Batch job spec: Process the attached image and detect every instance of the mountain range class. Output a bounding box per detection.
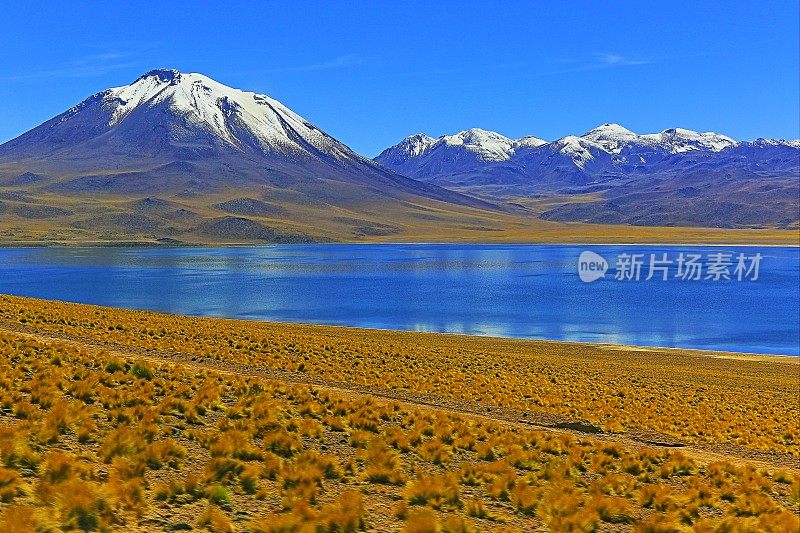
[0,69,797,244]
[375,125,800,227]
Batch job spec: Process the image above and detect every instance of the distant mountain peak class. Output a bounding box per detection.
[441,129,516,161]
[516,135,548,148]
[580,123,638,154]
[550,135,599,168]
[583,123,636,137]
[640,128,736,153]
[389,133,439,159]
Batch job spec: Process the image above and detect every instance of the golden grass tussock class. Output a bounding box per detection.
[0,295,796,530]
[2,294,797,456]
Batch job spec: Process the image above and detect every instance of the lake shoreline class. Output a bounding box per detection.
[3,293,797,360]
[2,237,799,248]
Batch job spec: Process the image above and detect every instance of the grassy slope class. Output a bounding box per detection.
[0,190,798,245]
[0,295,798,531]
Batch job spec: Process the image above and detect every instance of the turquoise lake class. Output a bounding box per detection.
[0,244,797,355]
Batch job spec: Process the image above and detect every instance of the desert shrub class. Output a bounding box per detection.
[104,357,125,374]
[638,483,676,512]
[129,361,153,380]
[363,441,405,485]
[205,483,232,506]
[210,429,263,461]
[316,489,365,533]
[13,400,38,420]
[0,467,22,503]
[349,429,374,448]
[264,430,302,457]
[385,425,412,452]
[143,438,186,469]
[240,463,261,494]
[76,415,96,443]
[204,457,244,483]
[155,474,202,502]
[591,495,635,524]
[535,482,590,526]
[297,417,323,439]
[98,426,146,462]
[349,408,381,432]
[262,451,283,480]
[417,438,452,465]
[54,478,112,531]
[322,414,347,432]
[107,460,147,516]
[40,451,90,485]
[405,473,460,509]
[659,452,695,478]
[511,480,541,515]
[0,426,39,469]
[731,489,780,517]
[198,505,234,532]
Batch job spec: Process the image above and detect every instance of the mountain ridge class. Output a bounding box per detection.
[375,124,800,228]
[376,123,797,175]
[0,69,797,241]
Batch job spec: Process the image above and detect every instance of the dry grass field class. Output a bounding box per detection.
[0,294,797,531]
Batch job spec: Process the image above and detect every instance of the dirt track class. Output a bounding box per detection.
[1,319,797,472]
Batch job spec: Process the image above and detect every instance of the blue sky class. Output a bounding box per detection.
[1,1,798,156]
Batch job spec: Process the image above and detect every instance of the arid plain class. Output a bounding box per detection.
[0,294,796,532]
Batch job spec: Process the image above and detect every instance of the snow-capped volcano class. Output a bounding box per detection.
[4,69,354,164]
[0,69,490,210]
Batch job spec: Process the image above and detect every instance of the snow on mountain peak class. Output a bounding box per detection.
[552,135,599,168]
[583,123,637,139]
[580,123,638,154]
[99,69,347,158]
[395,133,438,158]
[441,128,516,161]
[515,135,548,148]
[375,123,798,187]
[639,128,737,153]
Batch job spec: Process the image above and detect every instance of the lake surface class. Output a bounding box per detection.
[0,244,798,355]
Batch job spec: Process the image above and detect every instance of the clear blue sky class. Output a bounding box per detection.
[1,1,798,156]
